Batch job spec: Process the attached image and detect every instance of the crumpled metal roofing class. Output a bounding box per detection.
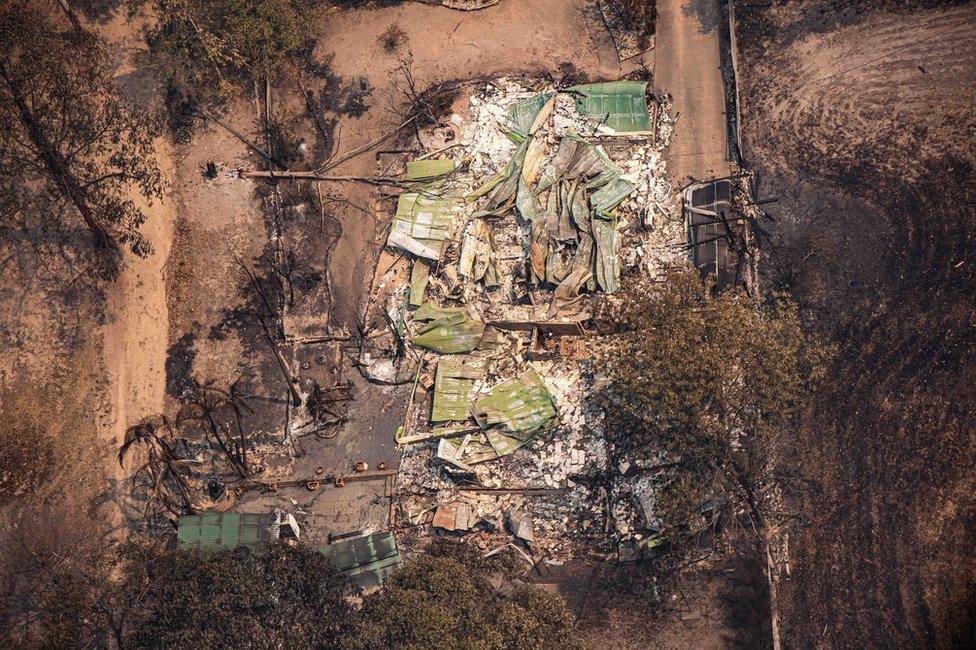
[458,218,498,286]
[566,80,652,133]
[504,92,556,139]
[405,158,456,181]
[318,531,402,589]
[435,368,559,466]
[473,367,557,437]
[388,192,457,260]
[386,158,458,261]
[411,303,485,354]
[431,357,483,422]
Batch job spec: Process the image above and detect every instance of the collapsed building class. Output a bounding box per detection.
[359,77,689,562]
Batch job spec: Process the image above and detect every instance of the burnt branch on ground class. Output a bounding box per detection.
[389,56,460,144]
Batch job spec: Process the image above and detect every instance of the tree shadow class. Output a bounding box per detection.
[682,0,721,35]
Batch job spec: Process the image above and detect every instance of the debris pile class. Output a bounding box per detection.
[360,77,684,559]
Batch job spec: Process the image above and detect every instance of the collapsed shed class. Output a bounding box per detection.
[362,77,682,557]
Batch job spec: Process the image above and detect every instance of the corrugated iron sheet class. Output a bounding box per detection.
[473,368,558,437]
[505,92,556,139]
[319,531,401,589]
[388,192,457,260]
[432,357,483,422]
[566,81,652,133]
[405,158,455,181]
[177,512,280,551]
[411,308,485,354]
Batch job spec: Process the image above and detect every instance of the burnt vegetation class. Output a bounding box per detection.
[598,270,828,622]
[0,537,588,648]
[604,0,658,44]
[0,3,162,282]
[737,0,976,645]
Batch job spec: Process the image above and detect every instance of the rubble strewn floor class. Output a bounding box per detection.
[354,77,688,561]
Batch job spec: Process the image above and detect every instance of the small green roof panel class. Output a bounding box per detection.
[177,512,280,551]
[319,531,402,589]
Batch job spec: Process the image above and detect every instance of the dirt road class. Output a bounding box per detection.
[654,0,729,187]
[96,14,178,531]
[98,148,175,530]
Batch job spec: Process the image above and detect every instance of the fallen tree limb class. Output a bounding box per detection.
[238,169,410,187]
[202,112,287,170]
[317,114,418,173]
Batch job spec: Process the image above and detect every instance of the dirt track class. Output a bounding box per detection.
[738,1,976,645]
[654,0,729,186]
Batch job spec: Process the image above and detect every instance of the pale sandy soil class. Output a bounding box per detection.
[84,12,179,530]
[97,142,176,528]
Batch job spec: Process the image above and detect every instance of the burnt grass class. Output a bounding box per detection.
[737,1,976,646]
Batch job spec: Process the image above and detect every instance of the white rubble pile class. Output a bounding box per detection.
[386,77,686,559]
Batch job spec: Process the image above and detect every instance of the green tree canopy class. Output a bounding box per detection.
[125,543,354,649]
[3,537,589,648]
[353,552,589,650]
[141,0,322,113]
[600,271,829,561]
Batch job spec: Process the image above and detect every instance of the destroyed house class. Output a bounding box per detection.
[318,532,402,589]
[176,511,299,551]
[367,77,679,555]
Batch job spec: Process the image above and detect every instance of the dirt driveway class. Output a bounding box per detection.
[654,0,729,187]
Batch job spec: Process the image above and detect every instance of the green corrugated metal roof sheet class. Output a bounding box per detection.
[388,192,458,260]
[177,512,280,551]
[473,368,558,437]
[405,158,455,181]
[319,532,401,589]
[392,193,456,242]
[566,81,652,133]
[505,92,556,139]
[592,214,619,293]
[413,302,466,321]
[409,259,431,307]
[432,358,483,422]
[466,137,530,206]
[411,309,485,354]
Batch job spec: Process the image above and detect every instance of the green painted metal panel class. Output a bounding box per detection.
[388,190,458,260]
[409,259,431,307]
[318,532,402,588]
[473,369,557,438]
[346,553,402,589]
[432,358,482,422]
[177,512,279,551]
[392,193,456,242]
[412,313,485,354]
[505,92,556,137]
[592,215,619,293]
[405,158,455,181]
[566,81,651,133]
[413,302,466,322]
[591,176,636,218]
